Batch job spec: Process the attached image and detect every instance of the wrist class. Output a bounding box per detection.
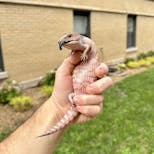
[46,96,68,126]
[41,97,62,125]
[50,92,70,118]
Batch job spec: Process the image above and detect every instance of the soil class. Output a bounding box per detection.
[0,65,153,132]
[0,87,48,132]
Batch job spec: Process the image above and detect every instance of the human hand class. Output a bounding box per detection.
[51,51,113,124]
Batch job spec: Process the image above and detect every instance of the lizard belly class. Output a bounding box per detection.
[72,60,99,94]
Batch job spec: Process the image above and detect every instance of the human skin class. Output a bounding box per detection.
[0,52,113,154]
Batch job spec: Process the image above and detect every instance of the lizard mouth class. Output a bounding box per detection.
[58,40,71,50]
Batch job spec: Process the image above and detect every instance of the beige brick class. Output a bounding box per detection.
[0,0,154,81]
[137,16,154,52]
[91,12,127,61]
[0,4,73,81]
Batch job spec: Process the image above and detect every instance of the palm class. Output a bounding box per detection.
[53,72,73,110]
[51,52,90,123]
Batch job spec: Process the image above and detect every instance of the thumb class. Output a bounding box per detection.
[57,51,82,76]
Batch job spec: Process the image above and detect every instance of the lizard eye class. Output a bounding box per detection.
[67,34,72,38]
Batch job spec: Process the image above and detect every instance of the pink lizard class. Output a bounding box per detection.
[38,32,100,137]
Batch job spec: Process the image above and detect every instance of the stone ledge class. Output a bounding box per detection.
[0,71,8,80]
[106,58,125,65]
[126,47,138,53]
[19,76,43,89]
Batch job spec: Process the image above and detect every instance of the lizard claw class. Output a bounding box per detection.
[68,93,76,110]
[71,51,75,55]
[67,51,75,57]
[80,53,88,62]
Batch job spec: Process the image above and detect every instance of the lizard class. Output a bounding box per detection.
[38,32,100,137]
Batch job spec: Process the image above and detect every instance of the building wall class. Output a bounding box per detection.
[137,16,154,52]
[0,3,73,81]
[0,0,154,81]
[91,12,126,61]
[22,0,154,14]
[17,0,154,13]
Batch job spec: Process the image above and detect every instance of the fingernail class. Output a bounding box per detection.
[97,64,109,75]
[73,96,79,104]
[76,106,81,112]
[98,65,105,74]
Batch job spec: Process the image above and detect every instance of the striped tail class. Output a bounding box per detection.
[37,109,78,137]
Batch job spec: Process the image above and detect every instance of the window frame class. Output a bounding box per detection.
[73,10,91,37]
[126,15,137,49]
[0,36,4,72]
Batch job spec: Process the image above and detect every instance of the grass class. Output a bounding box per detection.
[0,129,12,142]
[54,67,154,154]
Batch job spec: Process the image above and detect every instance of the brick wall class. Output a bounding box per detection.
[0,1,154,81]
[91,12,126,61]
[0,3,72,81]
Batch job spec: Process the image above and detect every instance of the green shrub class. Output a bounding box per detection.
[138,59,152,67]
[137,51,154,60]
[116,63,127,71]
[39,71,55,86]
[137,52,147,60]
[146,50,154,57]
[124,57,135,65]
[126,61,140,68]
[0,80,21,104]
[41,85,54,96]
[146,56,154,64]
[125,51,154,69]
[9,95,33,111]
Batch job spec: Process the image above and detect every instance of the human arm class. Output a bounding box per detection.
[0,53,112,154]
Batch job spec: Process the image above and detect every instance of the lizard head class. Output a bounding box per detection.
[58,32,83,51]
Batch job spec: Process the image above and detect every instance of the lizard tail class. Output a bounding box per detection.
[37,109,78,137]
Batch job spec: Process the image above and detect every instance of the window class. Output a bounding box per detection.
[74,11,90,37]
[127,15,136,48]
[0,37,4,72]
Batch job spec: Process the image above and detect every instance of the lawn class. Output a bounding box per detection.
[54,67,154,154]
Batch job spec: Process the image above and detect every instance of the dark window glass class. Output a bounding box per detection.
[127,15,136,48]
[74,11,90,37]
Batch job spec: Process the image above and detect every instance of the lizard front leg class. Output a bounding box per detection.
[80,44,91,62]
